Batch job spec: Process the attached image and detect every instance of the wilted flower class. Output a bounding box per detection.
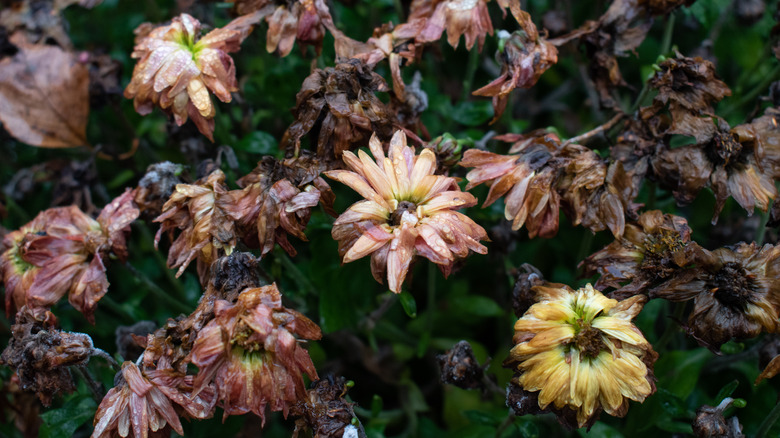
[413,0,494,51]
[291,376,362,438]
[582,210,701,298]
[280,58,394,164]
[124,12,262,141]
[649,242,780,350]
[1,190,139,321]
[155,169,243,278]
[230,0,332,56]
[473,8,558,122]
[92,362,216,438]
[326,131,488,293]
[233,154,335,257]
[460,132,561,238]
[506,283,657,428]
[692,398,745,438]
[190,284,321,422]
[1,308,106,405]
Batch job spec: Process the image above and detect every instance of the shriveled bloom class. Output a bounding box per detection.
[190,284,321,422]
[230,0,332,56]
[232,154,335,257]
[280,59,394,164]
[92,362,216,438]
[582,210,702,298]
[155,170,243,278]
[473,8,558,122]
[291,376,361,438]
[649,242,780,351]
[506,283,657,428]
[0,190,139,321]
[0,307,107,405]
[326,131,488,293]
[124,12,262,141]
[460,132,561,239]
[413,0,494,51]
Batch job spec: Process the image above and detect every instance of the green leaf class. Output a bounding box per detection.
[714,380,740,404]
[451,101,493,126]
[399,291,417,318]
[656,348,711,400]
[39,396,96,438]
[234,131,277,155]
[451,295,503,317]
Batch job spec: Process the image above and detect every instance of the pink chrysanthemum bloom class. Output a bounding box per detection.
[92,362,216,438]
[190,284,321,422]
[325,130,488,293]
[124,12,262,141]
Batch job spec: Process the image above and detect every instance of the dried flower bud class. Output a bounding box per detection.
[190,284,322,422]
[124,12,262,141]
[511,264,544,317]
[424,133,472,174]
[292,376,364,438]
[326,131,488,293]
[692,398,745,438]
[437,340,484,390]
[506,283,657,428]
[135,161,185,219]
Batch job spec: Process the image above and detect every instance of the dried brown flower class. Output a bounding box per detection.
[124,12,262,141]
[291,376,362,438]
[582,210,702,298]
[326,131,487,293]
[154,169,243,278]
[649,242,780,350]
[0,308,104,405]
[413,0,494,51]
[1,190,139,321]
[92,362,216,438]
[280,58,394,164]
[473,8,558,122]
[190,284,321,422]
[233,154,335,257]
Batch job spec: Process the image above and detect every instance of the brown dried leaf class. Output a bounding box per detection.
[0,43,89,147]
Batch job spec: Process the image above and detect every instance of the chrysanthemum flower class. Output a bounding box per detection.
[92,362,216,438]
[413,0,494,51]
[507,283,657,428]
[233,154,335,257]
[325,131,488,293]
[582,210,702,298]
[190,284,321,422]
[649,242,780,350]
[155,170,243,278]
[1,190,139,321]
[124,12,262,141]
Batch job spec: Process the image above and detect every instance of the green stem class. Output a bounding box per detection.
[462,46,480,101]
[575,231,594,265]
[660,14,676,56]
[276,248,317,296]
[756,208,770,246]
[138,223,186,299]
[99,295,135,323]
[655,302,686,352]
[756,395,780,438]
[724,64,780,117]
[393,0,405,22]
[124,262,192,314]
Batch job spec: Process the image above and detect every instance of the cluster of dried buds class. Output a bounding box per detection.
[460,130,640,239]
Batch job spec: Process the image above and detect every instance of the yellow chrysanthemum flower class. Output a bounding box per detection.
[507,283,657,428]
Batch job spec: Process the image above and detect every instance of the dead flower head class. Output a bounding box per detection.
[291,376,361,438]
[124,12,262,141]
[1,308,101,406]
[155,169,243,278]
[1,190,139,321]
[582,210,701,298]
[92,362,216,438]
[190,284,322,422]
[233,154,336,257]
[473,9,558,122]
[649,242,780,350]
[280,58,394,164]
[506,283,657,428]
[413,0,494,51]
[326,131,488,293]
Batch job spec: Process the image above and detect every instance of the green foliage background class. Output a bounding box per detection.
[2,0,780,436]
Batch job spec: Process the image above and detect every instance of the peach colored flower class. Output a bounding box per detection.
[124,12,262,141]
[414,0,494,51]
[326,130,487,293]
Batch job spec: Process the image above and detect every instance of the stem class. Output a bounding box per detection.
[276,249,317,296]
[393,0,405,22]
[756,395,780,438]
[124,262,192,314]
[99,295,135,323]
[462,46,480,101]
[757,208,770,245]
[563,113,625,146]
[74,365,104,403]
[138,223,186,299]
[655,302,686,352]
[575,231,594,266]
[724,64,780,117]
[660,14,676,56]
[495,412,515,438]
